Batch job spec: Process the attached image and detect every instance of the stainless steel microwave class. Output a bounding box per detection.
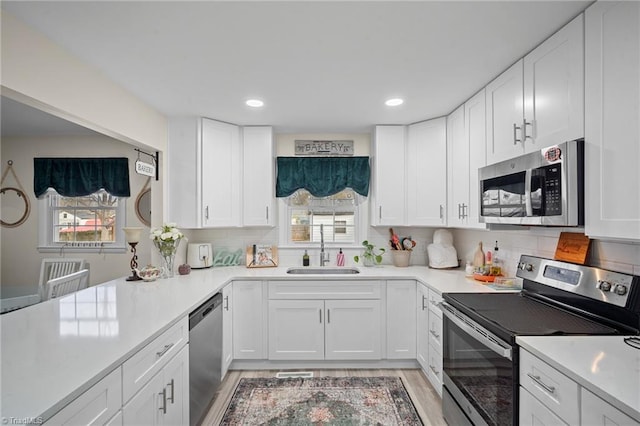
[479,139,584,226]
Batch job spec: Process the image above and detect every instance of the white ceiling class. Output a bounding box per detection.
[1,1,592,135]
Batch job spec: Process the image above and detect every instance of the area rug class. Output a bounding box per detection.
[220,376,423,425]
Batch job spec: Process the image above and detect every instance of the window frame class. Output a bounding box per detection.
[278,190,368,249]
[37,190,127,253]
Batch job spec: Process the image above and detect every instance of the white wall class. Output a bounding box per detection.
[1,135,154,289]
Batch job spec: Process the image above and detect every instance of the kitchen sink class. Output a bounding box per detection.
[286,267,360,275]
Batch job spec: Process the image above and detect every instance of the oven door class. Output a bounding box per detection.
[441,302,518,426]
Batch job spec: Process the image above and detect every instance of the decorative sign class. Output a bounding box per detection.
[213,248,243,267]
[295,140,354,156]
[135,159,156,177]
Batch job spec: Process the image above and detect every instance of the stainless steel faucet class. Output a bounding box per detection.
[320,224,330,266]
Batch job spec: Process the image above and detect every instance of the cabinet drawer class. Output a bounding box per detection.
[122,317,188,403]
[519,349,579,425]
[45,367,122,425]
[427,289,443,318]
[268,281,381,299]
[520,387,568,426]
[428,312,443,353]
[426,346,442,395]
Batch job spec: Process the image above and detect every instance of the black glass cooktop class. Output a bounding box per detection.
[444,292,620,343]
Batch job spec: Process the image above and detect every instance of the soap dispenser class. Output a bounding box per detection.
[336,249,345,266]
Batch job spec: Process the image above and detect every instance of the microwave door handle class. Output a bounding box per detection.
[525,168,533,216]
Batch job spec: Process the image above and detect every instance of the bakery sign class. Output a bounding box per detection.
[294,140,354,156]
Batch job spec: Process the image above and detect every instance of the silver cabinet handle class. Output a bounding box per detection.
[430,328,440,338]
[266,206,269,220]
[156,343,174,358]
[319,309,322,323]
[205,205,209,220]
[429,364,440,375]
[461,204,467,219]
[158,388,167,414]
[327,309,330,324]
[457,203,462,219]
[379,206,382,219]
[513,123,522,145]
[527,373,556,394]
[439,205,443,220]
[523,119,533,141]
[224,295,229,311]
[167,379,175,404]
[422,295,427,311]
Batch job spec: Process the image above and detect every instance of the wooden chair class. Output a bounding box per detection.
[38,258,86,300]
[44,269,90,300]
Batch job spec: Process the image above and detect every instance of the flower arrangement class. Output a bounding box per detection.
[150,223,183,277]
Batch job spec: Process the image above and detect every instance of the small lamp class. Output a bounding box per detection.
[123,227,143,281]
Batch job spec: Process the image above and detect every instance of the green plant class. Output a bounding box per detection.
[353,240,386,265]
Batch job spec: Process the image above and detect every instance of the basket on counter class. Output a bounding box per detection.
[391,250,411,267]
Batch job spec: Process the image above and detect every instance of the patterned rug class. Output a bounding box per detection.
[220,376,423,425]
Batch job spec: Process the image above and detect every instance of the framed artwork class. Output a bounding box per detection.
[246,245,278,268]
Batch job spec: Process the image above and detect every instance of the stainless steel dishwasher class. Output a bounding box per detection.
[189,292,223,426]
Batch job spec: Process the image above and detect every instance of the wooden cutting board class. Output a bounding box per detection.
[554,232,591,264]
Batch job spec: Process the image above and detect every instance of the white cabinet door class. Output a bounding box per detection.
[581,388,639,426]
[268,299,325,360]
[447,105,468,227]
[585,1,640,241]
[162,345,189,426]
[123,372,165,426]
[372,126,406,226]
[232,281,265,359]
[222,284,233,378]
[242,126,275,227]
[520,387,568,426]
[386,281,417,359]
[465,89,487,229]
[486,59,525,165]
[167,117,200,228]
[524,14,584,152]
[201,118,241,227]
[407,118,448,226]
[325,299,381,360]
[416,284,430,371]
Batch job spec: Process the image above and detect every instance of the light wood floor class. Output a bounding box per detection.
[200,368,446,425]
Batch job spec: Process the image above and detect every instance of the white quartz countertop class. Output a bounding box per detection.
[517,335,640,422]
[1,265,496,421]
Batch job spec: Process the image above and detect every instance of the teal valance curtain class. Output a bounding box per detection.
[276,156,370,198]
[34,157,131,198]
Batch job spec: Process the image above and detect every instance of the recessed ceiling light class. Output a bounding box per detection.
[385,98,404,107]
[246,99,264,107]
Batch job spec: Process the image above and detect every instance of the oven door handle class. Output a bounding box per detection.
[440,302,512,360]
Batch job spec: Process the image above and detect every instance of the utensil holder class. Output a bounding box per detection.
[391,250,411,267]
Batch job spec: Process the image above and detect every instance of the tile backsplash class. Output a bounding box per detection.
[183,226,640,276]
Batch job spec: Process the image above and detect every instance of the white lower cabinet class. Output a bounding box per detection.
[386,280,417,359]
[581,388,638,426]
[44,367,122,425]
[233,280,266,359]
[416,284,443,395]
[123,344,189,426]
[222,283,233,377]
[520,387,568,426]
[267,281,382,361]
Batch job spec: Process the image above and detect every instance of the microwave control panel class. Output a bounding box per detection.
[542,164,561,215]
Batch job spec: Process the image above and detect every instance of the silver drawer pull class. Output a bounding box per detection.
[527,373,556,394]
[429,365,440,375]
[430,329,440,338]
[156,343,174,358]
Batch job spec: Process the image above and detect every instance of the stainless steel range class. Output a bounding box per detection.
[440,255,640,426]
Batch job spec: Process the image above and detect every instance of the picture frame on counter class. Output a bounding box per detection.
[246,245,278,268]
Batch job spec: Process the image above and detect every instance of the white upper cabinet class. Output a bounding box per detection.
[585,1,640,241]
[486,14,584,165]
[524,14,584,150]
[168,118,274,228]
[371,125,407,226]
[242,126,275,227]
[407,118,448,226]
[201,118,241,227]
[486,59,525,165]
[447,105,467,226]
[465,89,487,229]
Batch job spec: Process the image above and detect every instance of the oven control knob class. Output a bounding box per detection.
[597,280,612,292]
[522,263,534,272]
[613,284,628,296]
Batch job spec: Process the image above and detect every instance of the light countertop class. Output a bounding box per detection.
[0,265,496,422]
[517,335,640,422]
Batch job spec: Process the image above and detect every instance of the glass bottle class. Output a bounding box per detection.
[303,250,310,266]
[473,242,485,269]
